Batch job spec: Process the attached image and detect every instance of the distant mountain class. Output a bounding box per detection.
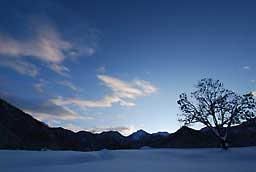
[150,126,219,148]
[0,98,56,149]
[152,132,170,137]
[1,98,256,151]
[128,130,151,141]
[0,99,127,151]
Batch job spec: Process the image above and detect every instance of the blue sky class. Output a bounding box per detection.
[0,0,256,135]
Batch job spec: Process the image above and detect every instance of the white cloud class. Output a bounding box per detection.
[46,120,61,126]
[98,75,144,99]
[51,75,157,108]
[58,80,80,92]
[33,79,48,94]
[134,80,157,94]
[33,83,45,93]
[61,123,87,132]
[252,91,256,97]
[0,23,96,76]
[51,95,121,108]
[119,100,136,107]
[89,126,135,136]
[26,101,86,121]
[49,64,70,77]
[26,104,92,121]
[0,59,39,77]
[0,91,90,121]
[243,66,250,70]
[0,26,71,63]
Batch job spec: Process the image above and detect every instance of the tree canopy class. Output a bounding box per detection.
[177,78,256,149]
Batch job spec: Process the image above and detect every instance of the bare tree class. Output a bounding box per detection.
[177,78,256,149]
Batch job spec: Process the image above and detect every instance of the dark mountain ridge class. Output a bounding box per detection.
[1,98,256,151]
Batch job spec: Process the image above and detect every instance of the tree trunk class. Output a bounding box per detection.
[208,127,229,150]
[220,139,229,150]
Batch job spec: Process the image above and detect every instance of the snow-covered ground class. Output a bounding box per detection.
[0,147,255,172]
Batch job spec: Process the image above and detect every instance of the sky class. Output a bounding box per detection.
[0,0,256,135]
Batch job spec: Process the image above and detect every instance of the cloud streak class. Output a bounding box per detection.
[0,58,39,77]
[58,80,80,92]
[49,64,70,77]
[33,79,48,94]
[0,26,71,63]
[51,75,157,108]
[89,126,135,136]
[0,92,90,121]
[0,22,96,76]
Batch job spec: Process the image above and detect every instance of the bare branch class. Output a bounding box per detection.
[177,78,256,145]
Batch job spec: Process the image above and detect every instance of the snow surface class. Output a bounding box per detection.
[0,147,256,172]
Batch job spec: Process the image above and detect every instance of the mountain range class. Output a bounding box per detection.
[1,98,256,151]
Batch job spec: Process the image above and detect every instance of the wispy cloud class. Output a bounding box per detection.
[51,75,157,108]
[33,79,48,94]
[27,106,86,121]
[243,65,250,70]
[0,25,71,63]
[97,75,157,99]
[51,95,121,108]
[0,22,96,76]
[61,123,87,132]
[0,92,90,121]
[49,64,70,77]
[58,80,80,92]
[89,126,135,136]
[0,59,39,77]
[33,83,45,94]
[27,101,87,121]
[98,75,144,99]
